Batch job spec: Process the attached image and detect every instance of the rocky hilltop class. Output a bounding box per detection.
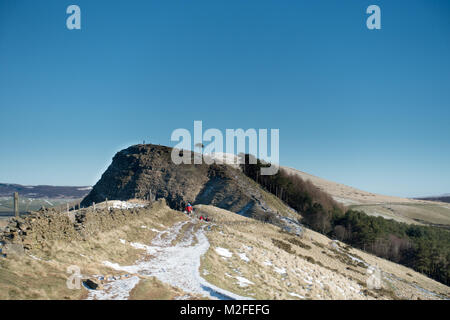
[81,144,287,221]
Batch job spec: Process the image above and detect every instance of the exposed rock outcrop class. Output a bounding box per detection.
[81,144,279,219]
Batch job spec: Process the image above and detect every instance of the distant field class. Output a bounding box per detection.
[0,197,82,217]
[348,202,450,226]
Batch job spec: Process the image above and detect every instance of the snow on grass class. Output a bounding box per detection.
[263,260,272,266]
[215,247,233,258]
[110,201,146,210]
[87,276,140,300]
[289,292,305,299]
[235,276,254,288]
[119,239,126,244]
[129,242,159,255]
[237,252,250,262]
[273,266,287,275]
[102,261,140,274]
[100,221,252,300]
[347,254,368,266]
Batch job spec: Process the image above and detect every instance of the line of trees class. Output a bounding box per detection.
[241,158,450,286]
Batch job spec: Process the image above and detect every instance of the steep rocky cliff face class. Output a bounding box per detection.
[81,144,283,219]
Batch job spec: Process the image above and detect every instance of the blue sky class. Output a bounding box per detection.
[0,0,449,197]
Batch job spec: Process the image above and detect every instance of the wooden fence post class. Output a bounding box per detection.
[14,192,19,217]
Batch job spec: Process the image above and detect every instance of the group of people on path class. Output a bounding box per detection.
[184,202,211,222]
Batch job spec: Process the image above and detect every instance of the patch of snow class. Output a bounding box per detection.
[336,286,345,295]
[215,247,233,258]
[289,292,305,299]
[102,261,140,274]
[29,254,42,261]
[347,254,368,266]
[235,276,254,288]
[119,239,126,244]
[263,260,272,266]
[273,266,287,275]
[237,252,250,262]
[99,221,252,300]
[348,285,359,292]
[87,276,140,300]
[129,242,159,255]
[110,201,146,210]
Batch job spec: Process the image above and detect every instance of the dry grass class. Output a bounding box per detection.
[0,200,189,300]
[128,277,195,300]
[1,199,449,300]
[195,204,450,300]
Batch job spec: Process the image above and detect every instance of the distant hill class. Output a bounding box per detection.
[0,183,92,216]
[283,167,450,227]
[0,183,91,199]
[416,195,450,204]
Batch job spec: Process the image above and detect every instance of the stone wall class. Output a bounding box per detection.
[0,199,167,253]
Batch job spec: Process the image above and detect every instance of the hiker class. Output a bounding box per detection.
[185,203,193,215]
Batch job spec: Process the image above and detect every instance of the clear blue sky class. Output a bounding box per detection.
[1,0,449,197]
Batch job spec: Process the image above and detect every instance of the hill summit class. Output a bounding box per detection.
[81,144,286,221]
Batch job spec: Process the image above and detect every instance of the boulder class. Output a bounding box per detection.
[83,278,103,290]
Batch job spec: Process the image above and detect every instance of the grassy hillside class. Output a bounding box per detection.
[1,200,448,299]
[241,160,450,286]
[283,167,450,227]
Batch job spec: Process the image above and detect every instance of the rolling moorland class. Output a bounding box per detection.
[283,168,450,227]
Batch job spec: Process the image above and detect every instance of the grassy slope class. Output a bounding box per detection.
[196,205,450,300]
[349,202,450,226]
[0,201,190,300]
[1,200,449,300]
